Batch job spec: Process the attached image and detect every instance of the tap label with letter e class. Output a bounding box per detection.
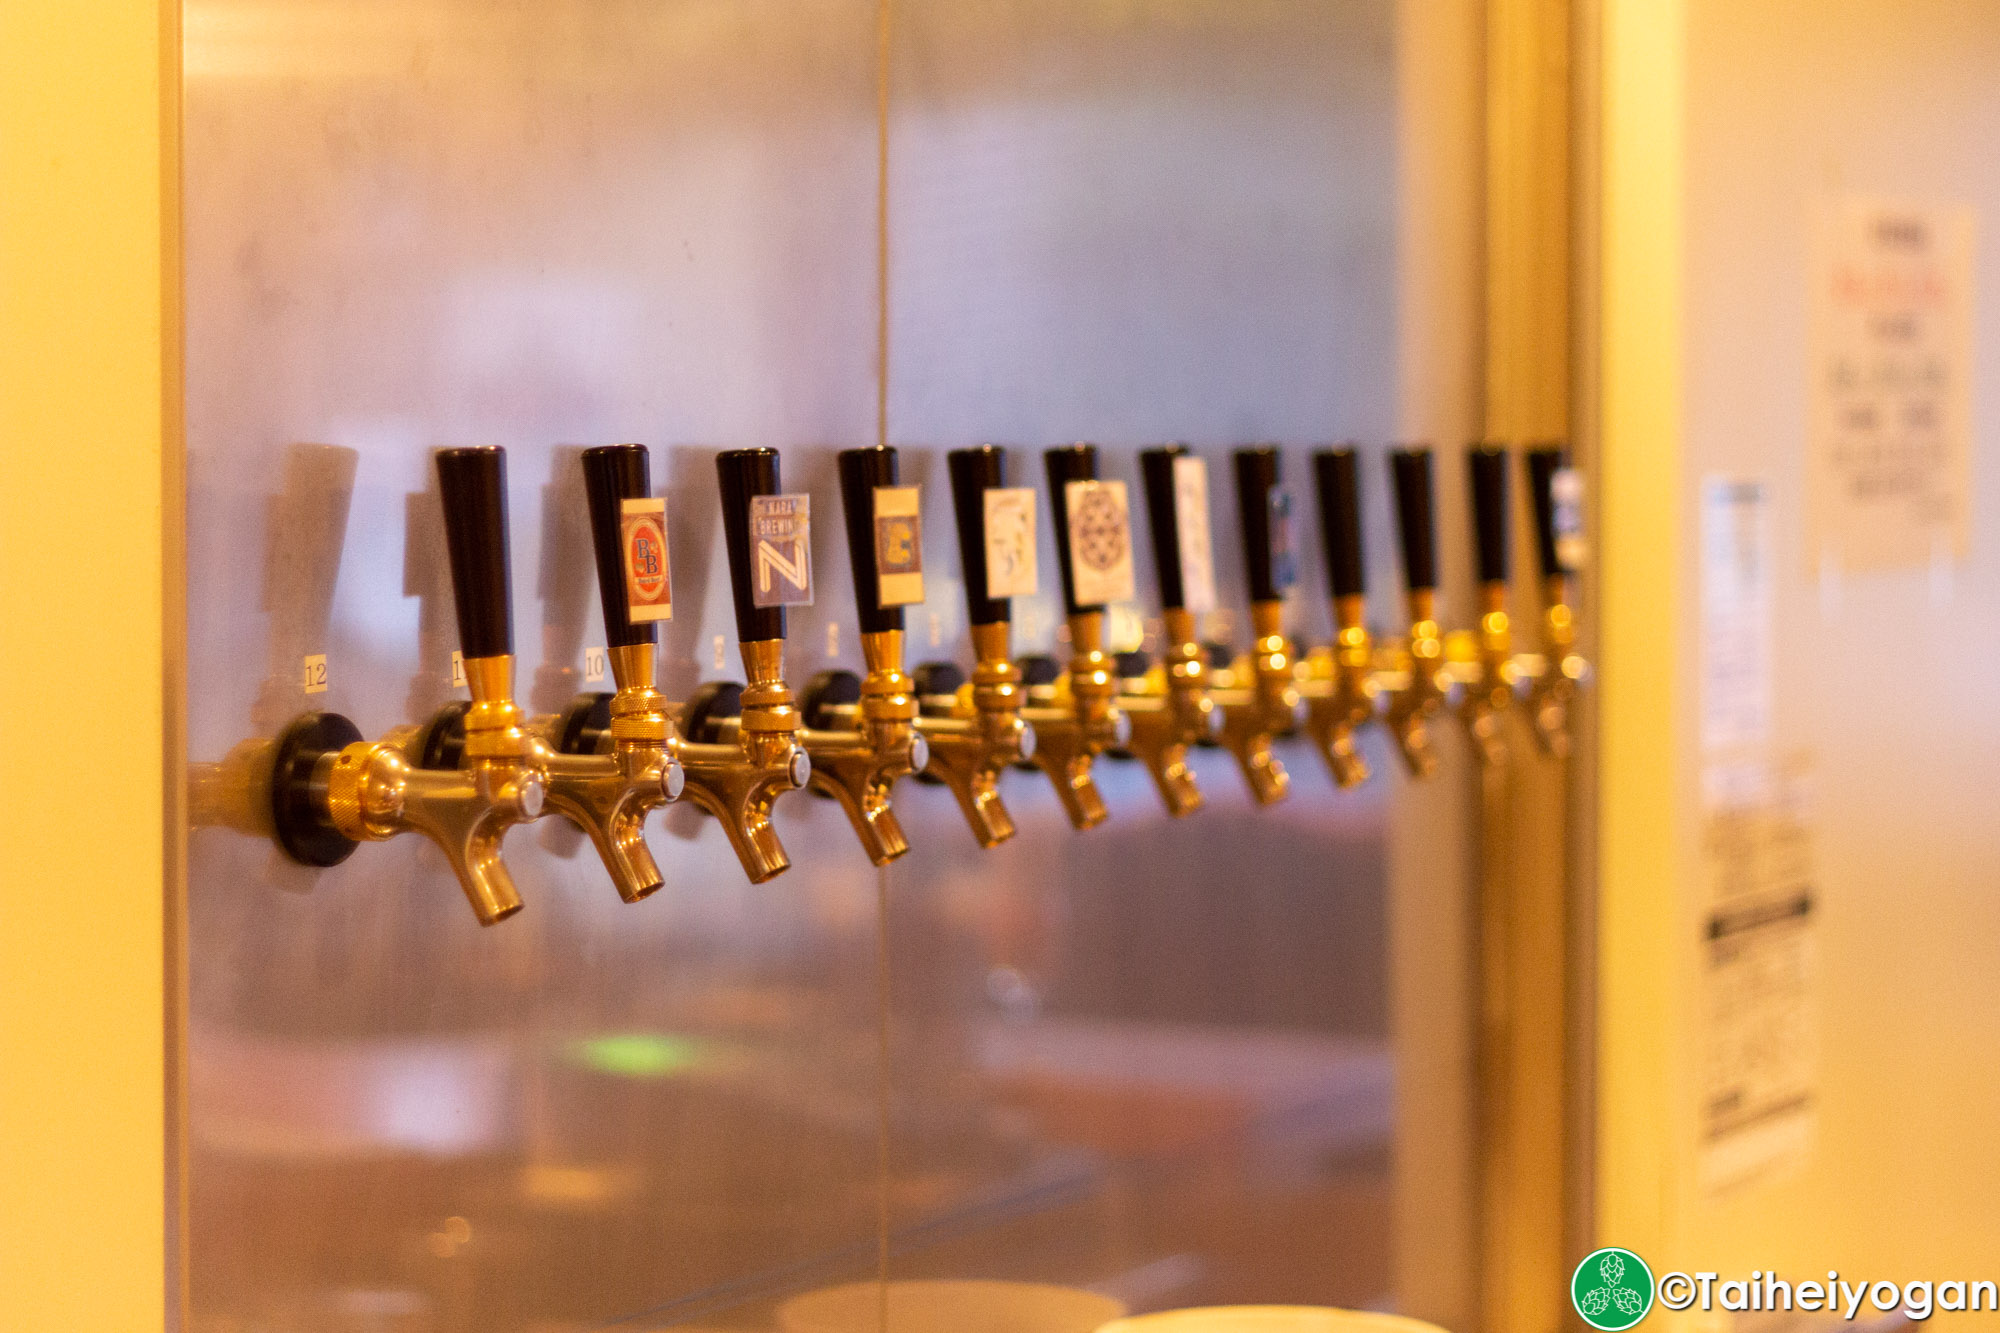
[620,497,673,622]
[1171,455,1218,614]
[751,493,813,607]
[983,487,1038,599]
[873,485,924,605]
[1064,478,1136,606]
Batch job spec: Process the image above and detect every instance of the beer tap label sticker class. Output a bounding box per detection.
[750,493,814,607]
[619,497,673,622]
[872,485,924,605]
[1551,467,1588,571]
[1171,454,1218,614]
[1064,478,1136,606]
[983,487,1039,599]
[1268,487,1298,590]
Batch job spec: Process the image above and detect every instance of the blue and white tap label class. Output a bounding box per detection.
[751,493,814,607]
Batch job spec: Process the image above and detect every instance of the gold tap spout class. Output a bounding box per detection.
[914,622,1034,848]
[1115,608,1217,817]
[675,637,811,884]
[527,641,686,903]
[799,629,927,866]
[323,653,546,925]
[1212,600,1300,804]
[1384,588,1450,777]
[1299,592,1377,788]
[1023,611,1128,830]
[1458,582,1517,767]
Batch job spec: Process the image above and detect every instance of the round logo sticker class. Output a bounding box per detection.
[626,518,667,600]
[1571,1248,1655,1331]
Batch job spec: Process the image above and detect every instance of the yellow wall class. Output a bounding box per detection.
[0,1,179,1326]
[1594,0,1686,1266]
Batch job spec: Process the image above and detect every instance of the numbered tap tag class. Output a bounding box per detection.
[1171,455,1218,614]
[983,487,1039,599]
[1552,467,1588,571]
[751,493,813,607]
[872,485,924,606]
[1268,487,1298,591]
[1063,478,1136,606]
[619,497,673,622]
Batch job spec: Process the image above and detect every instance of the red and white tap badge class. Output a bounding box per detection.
[619,497,673,622]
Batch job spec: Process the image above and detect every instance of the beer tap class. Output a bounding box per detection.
[907,446,1037,848]
[504,444,689,901]
[1458,445,1518,766]
[1209,446,1302,804]
[268,446,547,925]
[1116,445,1222,817]
[1523,445,1588,756]
[1029,444,1133,830]
[1298,446,1377,788]
[792,446,930,865]
[1383,447,1451,777]
[670,449,813,883]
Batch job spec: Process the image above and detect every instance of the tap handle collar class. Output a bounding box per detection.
[1313,446,1367,600]
[1525,444,1570,580]
[435,446,514,659]
[1138,445,1192,611]
[1469,444,1511,585]
[947,445,1010,627]
[580,444,656,648]
[716,447,787,644]
[1232,445,1287,603]
[1043,443,1101,616]
[837,445,903,635]
[1389,446,1438,595]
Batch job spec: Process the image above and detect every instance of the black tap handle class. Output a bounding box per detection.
[580,444,655,648]
[1468,444,1510,585]
[837,445,904,635]
[1313,447,1366,600]
[1389,447,1437,594]
[1043,444,1100,616]
[1232,446,1285,603]
[947,446,1009,626]
[1138,445,1192,610]
[715,447,787,644]
[1525,445,1570,579]
[435,447,513,660]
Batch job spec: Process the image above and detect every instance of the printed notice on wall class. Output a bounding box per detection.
[1808,197,1976,569]
[1697,754,1819,1197]
[1700,478,1774,753]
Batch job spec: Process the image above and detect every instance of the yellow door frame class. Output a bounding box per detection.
[0,1,184,1327]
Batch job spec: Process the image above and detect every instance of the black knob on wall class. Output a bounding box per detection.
[1232,446,1285,603]
[1313,447,1367,599]
[1138,445,1192,611]
[947,446,1009,627]
[1468,444,1511,585]
[1388,447,1437,594]
[837,446,902,636]
[1043,444,1101,616]
[435,446,514,659]
[580,444,655,648]
[716,448,786,644]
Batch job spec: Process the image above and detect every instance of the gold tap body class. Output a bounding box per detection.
[799,629,927,865]
[1526,575,1587,756]
[322,654,546,925]
[1023,611,1126,829]
[1211,600,1299,804]
[1299,592,1378,788]
[525,641,685,903]
[1115,607,1217,816]
[674,637,811,883]
[916,620,1034,847]
[1458,583,1517,766]
[1384,588,1450,777]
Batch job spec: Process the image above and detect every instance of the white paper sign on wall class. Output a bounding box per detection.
[1808,197,1976,569]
